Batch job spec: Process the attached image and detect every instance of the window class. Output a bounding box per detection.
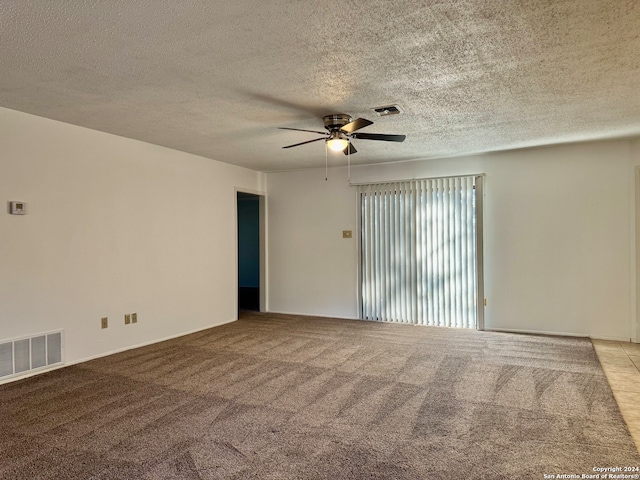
[358,175,483,328]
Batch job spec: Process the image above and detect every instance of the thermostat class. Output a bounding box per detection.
[9,201,26,215]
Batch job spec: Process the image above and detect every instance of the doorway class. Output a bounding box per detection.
[237,191,264,312]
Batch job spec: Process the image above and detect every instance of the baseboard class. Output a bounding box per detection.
[0,363,68,386]
[266,310,359,321]
[589,334,636,343]
[484,327,589,338]
[0,317,238,386]
[486,327,634,343]
[266,316,632,341]
[67,317,238,367]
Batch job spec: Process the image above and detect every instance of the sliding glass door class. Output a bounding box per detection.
[357,175,484,329]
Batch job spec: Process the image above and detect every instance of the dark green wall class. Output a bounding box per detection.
[237,193,260,288]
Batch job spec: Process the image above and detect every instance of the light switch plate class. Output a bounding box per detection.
[125,314,131,325]
[342,230,352,238]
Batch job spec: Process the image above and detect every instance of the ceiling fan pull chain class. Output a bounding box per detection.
[347,146,351,182]
[325,142,328,181]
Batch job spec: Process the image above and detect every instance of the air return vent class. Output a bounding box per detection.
[0,330,64,382]
[373,104,403,116]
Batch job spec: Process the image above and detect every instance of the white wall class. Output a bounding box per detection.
[0,107,265,370]
[267,168,358,318]
[267,140,635,341]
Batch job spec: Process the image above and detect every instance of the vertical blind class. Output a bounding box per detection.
[358,176,481,328]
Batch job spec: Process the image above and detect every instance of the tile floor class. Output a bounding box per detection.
[592,339,640,452]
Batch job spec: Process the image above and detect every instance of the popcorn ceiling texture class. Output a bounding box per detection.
[1,0,639,171]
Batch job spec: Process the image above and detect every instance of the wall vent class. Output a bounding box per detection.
[0,330,64,381]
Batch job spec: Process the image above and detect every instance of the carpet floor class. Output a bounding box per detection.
[1,312,639,479]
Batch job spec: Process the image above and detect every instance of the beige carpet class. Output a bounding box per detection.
[1,311,638,479]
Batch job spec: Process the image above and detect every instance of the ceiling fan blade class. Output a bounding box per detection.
[343,143,357,155]
[340,118,373,133]
[282,137,326,149]
[351,132,406,142]
[279,127,328,135]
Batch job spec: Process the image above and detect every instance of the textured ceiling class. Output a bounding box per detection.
[2,0,640,171]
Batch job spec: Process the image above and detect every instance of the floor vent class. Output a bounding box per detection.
[0,330,64,381]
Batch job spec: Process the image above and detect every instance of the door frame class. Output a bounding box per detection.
[634,167,640,343]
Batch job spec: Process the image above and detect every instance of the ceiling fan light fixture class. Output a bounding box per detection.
[327,132,349,152]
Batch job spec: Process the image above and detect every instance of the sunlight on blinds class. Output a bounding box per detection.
[358,176,480,328]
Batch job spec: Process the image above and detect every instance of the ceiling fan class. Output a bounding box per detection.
[279,114,406,154]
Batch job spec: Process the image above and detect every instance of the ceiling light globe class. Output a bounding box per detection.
[327,138,349,152]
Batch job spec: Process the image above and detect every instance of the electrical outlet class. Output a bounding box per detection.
[131,313,137,323]
[125,314,131,325]
[101,317,108,329]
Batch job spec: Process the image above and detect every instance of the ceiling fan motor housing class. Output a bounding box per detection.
[323,114,352,131]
